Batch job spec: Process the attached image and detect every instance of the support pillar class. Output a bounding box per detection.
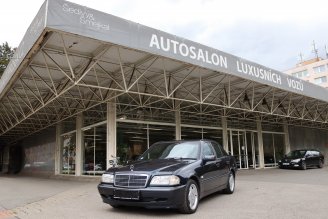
[175,109,181,140]
[55,122,62,175]
[75,113,84,176]
[107,101,116,169]
[221,117,228,152]
[256,119,265,168]
[283,122,291,154]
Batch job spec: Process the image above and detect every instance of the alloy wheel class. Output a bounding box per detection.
[188,183,198,210]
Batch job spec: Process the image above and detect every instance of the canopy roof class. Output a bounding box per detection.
[1,0,328,144]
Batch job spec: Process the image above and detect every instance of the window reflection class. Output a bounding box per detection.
[62,133,76,175]
[83,124,106,175]
[117,122,175,164]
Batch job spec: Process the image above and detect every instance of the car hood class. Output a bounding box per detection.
[109,159,194,174]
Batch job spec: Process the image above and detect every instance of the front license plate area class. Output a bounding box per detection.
[283,163,289,165]
[113,189,140,200]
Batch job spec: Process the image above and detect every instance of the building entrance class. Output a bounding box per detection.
[228,130,259,169]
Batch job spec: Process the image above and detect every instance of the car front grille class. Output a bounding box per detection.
[114,174,149,188]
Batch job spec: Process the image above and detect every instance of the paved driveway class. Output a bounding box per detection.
[1,167,328,219]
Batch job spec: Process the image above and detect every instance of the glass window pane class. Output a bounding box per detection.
[263,133,274,167]
[202,129,223,146]
[62,133,76,175]
[148,125,175,146]
[117,122,147,164]
[211,141,224,157]
[313,65,326,73]
[83,125,107,176]
[274,134,284,162]
[181,127,203,140]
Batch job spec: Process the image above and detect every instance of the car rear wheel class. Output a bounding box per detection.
[223,171,235,194]
[318,160,323,168]
[179,179,199,214]
[301,161,307,170]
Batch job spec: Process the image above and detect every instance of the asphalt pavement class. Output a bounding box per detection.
[0,167,327,219]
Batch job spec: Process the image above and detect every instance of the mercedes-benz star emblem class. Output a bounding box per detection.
[130,165,134,171]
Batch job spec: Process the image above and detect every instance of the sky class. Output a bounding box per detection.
[0,0,327,71]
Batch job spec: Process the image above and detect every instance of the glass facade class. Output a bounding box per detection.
[61,132,76,175]
[116,122,175,165]
[83,124,107,175]
[181,126,223,146]
[263,133,285,167]
[58,104,288,173]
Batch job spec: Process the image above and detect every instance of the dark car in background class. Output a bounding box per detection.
[98,140,237,214]
[278,149,324,170]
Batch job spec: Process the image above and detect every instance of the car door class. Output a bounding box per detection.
[311,151,320,166]
[210,141,230,187]
[305,151,315,166]
[199,141,219,193]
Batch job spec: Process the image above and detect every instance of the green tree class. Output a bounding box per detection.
[0,42,15,78]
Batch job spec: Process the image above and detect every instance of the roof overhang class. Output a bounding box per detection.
[1,0,328,144]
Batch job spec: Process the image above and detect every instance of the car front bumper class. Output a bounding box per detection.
[98,183,186,209]
[279,162,301,168]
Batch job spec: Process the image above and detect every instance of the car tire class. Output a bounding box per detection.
[301,161,307,170]
[318,160,323,168]
[179,179,199,214]
[223,171,235,194]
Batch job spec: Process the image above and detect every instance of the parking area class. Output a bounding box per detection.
[0,167,328,219]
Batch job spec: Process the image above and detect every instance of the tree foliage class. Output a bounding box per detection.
[0,42,15,78]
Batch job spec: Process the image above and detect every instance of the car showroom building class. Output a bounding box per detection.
[0,0,327,176]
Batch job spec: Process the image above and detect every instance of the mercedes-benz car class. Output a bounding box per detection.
[278,149,324,170]
[98,140,237,214]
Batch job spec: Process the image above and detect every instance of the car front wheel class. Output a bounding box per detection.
[223,171,235,194]
[301,161,307,170]
[179,179,199,214]
[318,160,323,168]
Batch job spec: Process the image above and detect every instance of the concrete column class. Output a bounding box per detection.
[256,119,265,168]
[107,101,116,169]
[55,123,62,175]
[175,109,181,140]
[221,117,229,152]
[283,122,291,154]
[75,113,84,176]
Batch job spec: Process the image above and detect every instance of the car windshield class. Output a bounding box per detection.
[138,141,200,161]
[286,150,306,158]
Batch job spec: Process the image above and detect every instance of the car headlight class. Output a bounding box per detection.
[291,158,301,163]
[101,173,114,183]
[150,175,180,186]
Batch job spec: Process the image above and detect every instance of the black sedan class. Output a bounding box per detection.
[278,149,324,170]
[98,140,237,214]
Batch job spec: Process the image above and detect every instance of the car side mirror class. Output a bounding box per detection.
[203,155,216,163]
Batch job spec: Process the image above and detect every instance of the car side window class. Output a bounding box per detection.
[210,142,224,158]
[312,151,319,156]
[305,151,312,157]
[202,142,215,157]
